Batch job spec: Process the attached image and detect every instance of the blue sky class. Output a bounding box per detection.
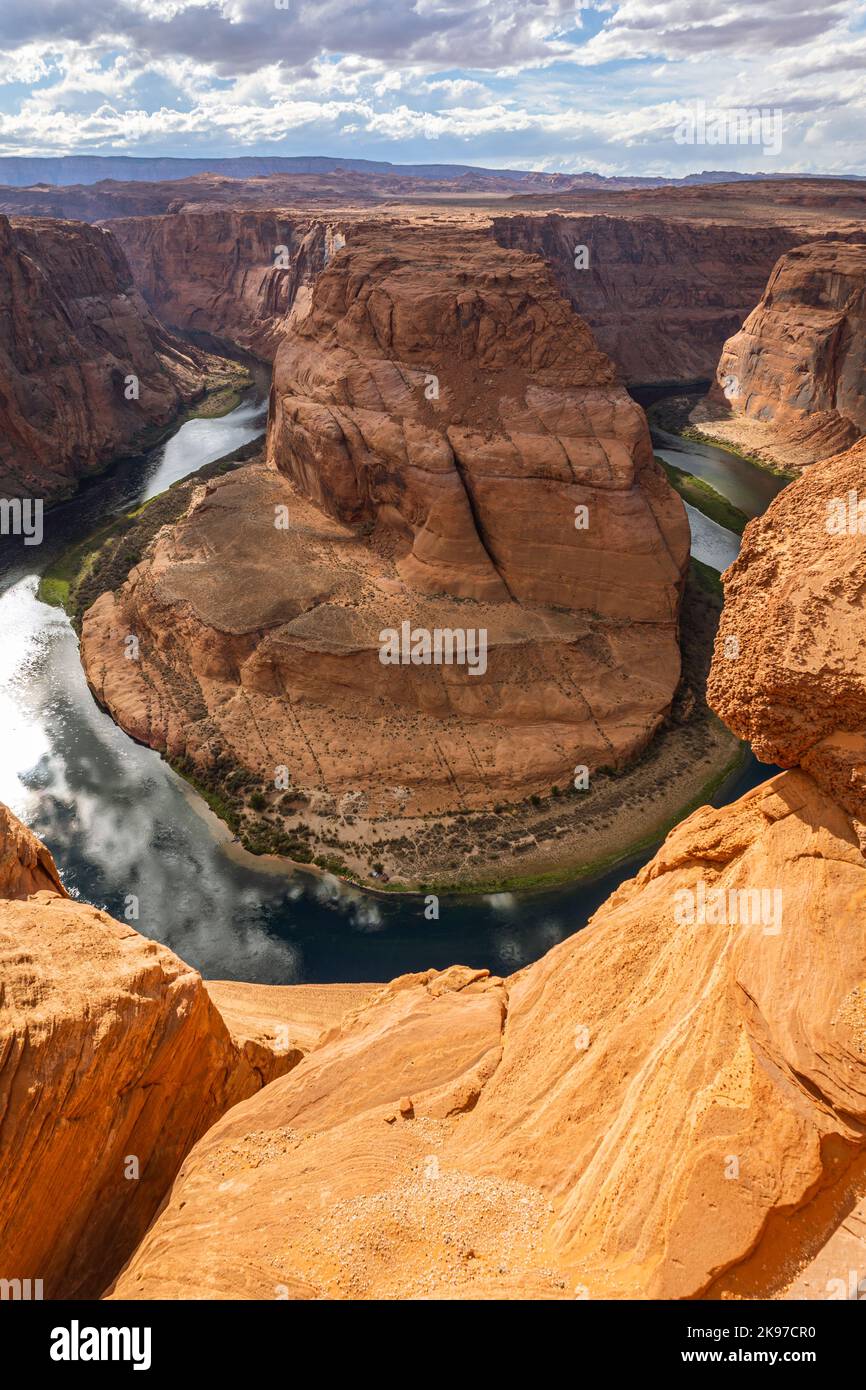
[0,1,864,174]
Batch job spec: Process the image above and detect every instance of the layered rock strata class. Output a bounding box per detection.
[701,241,866,468]
[492,213,800,384]
[80,224,689,820]
[109,210,343,359]
[0,216,223,499]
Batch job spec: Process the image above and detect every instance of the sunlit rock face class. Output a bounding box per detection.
[708,436,866,824]
[0,805,297,1298]
[710,240,866,467]
[109,770,866,1301]
[268,222,689,612]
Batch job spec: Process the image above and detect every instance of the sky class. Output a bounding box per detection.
[0,0,864,175]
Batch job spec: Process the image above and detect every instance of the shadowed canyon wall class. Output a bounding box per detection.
[0,215,219,499]
[109,209,346,361]
[492,212,802,384]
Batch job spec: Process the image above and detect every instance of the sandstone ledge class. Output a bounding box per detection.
[111,770,866,1300]
[0,807,314,1297]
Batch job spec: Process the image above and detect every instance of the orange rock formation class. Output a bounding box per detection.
[0,807,300,1298]
[79,224,689,820]
[708,437,866,823]
[705,241,866,468]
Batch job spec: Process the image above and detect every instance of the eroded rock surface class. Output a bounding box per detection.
[493,213,800,384]
[0,807,297,1298]
[80,225,689,823]
[0,216,223,499]
[110,210,341,360]
[110,771,866,1300]
[703,241,866,468]
[708,437,866,822]
[269,223,687,610]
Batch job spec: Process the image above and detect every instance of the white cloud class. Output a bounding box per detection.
[0,0,863,173]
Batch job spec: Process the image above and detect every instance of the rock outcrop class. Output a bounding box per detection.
[79,224,689,830]
[0,216,231,500]
[0,806,300,1298]
[700,241,866,469]
[493,213,800,384]
[109,210,340,360]
[268,223,686,611]
[708,436,866,824]
[110,769,866,1300]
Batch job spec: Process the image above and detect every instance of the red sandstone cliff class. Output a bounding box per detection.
[492,212,801,384]
[109,209,343,359]
[0,216,224,499]
[703,241,866,468]
[79,224,689,829]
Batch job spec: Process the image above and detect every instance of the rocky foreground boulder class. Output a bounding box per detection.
[703,241,866,469]
[107,766,866,1300]
[80,224,689,824]
[0,216,226,499]
[708,437,866,824]
[0,808,311,1298]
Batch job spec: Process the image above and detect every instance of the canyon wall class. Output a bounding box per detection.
[703,241,866,469]
[492,213,800,384]
[79,224,689,836]
[0,216,221,500]
[0,805,299,1298]
[109,209,343,360]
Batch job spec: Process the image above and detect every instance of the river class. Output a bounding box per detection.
[0,385,784,984]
